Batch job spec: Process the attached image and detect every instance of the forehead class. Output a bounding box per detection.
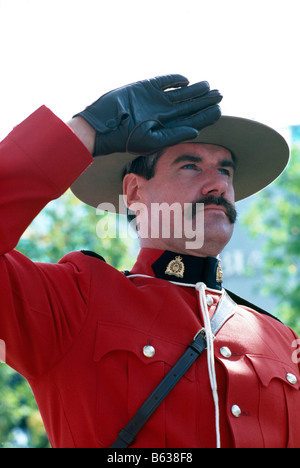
[158,143,234,166]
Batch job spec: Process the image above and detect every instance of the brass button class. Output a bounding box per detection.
[206,295,214,307]
[286,373,297,385]
[143,345,155,358]
[220,346,232,359]
[231,405,242,418]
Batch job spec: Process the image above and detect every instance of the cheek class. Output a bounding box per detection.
[224,181,235,202]
[229,187,236,206]
[143,181,180,205]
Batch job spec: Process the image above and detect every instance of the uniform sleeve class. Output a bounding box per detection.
[0,106,94,378]
[0,106,93,254]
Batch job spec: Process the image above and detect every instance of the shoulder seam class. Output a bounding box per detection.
[225,289,283,324]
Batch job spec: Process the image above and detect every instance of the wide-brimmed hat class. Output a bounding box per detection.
[71,116,289,213]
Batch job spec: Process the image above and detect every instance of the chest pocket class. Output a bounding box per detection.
[93,321,196,447]
[247,354,300,448]
[217,350,300,448]
[247,354,300,390]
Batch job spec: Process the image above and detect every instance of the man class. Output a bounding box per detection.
[0,75,299,448]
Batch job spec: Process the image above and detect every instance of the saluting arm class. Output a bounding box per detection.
[0,106,94,375]
[0,74,221,376]
[0,106,93,254]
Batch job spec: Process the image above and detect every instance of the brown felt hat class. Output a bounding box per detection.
[71,116,290,213]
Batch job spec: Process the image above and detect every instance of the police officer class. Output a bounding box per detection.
[0,75,298,448]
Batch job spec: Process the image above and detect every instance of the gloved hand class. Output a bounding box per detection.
[74,74,222,156]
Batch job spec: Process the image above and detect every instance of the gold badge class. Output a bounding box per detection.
[216,261,223,283]
[165,256,185,278]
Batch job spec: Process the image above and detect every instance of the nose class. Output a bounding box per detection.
[200,170,229,197]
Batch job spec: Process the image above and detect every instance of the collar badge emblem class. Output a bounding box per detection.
[165,256,185,278]
[216,261,223,283]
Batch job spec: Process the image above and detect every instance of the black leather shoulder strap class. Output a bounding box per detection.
[110,291,236,448]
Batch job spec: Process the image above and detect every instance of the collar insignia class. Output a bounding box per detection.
[216,261,223,283]
[151,250,223,290]
[165,256,185,278]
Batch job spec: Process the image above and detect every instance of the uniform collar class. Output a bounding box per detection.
[130,249,223,291]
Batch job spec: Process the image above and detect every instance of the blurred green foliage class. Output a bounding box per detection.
[243,146,300,334]
[0,191,137,447]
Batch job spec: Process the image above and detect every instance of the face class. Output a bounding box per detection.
[123,143,237,257]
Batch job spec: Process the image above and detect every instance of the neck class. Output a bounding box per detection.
[139,239,222,258]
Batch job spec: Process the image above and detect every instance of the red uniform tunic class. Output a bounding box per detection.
[0,106,300,448]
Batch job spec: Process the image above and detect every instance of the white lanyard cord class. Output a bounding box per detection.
[195,282,221,449]
[126,274,221,448]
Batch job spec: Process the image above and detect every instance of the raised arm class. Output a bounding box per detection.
[0,74,222,377]
[0,106,93,254]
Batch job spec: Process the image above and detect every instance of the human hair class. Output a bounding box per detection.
[122,149,165,223]
[122,149,165,181]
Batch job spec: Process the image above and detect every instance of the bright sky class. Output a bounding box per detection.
[0,0,299,141]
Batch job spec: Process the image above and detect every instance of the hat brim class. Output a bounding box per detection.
[71,116,290,213]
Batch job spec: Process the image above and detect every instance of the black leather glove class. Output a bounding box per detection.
[74,74,222,156]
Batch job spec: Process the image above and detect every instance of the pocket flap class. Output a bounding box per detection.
[94,321,196,381]
[247,354,300,389]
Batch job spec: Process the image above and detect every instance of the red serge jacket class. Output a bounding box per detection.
[0,106,300,448]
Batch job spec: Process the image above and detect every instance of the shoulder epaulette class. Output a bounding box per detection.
[80,250,106,262]
[225,289,283,324]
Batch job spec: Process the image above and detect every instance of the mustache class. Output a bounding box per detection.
[191,195,238,224]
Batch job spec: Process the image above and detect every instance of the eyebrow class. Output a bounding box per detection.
[172,154,236,171]
[220,159,236,171]
[171,155,203,165]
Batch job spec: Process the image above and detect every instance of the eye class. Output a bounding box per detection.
[219,168,231,176]
[181,163,199,170]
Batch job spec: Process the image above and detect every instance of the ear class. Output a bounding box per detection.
[123,173,144,208]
